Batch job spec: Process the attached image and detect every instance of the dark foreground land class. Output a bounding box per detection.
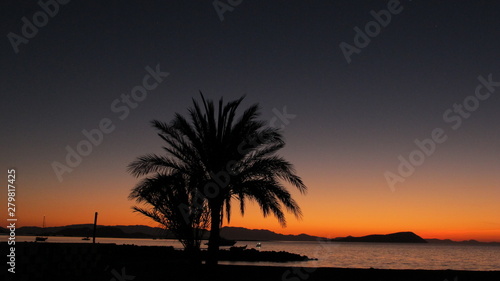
[1,242,499,281]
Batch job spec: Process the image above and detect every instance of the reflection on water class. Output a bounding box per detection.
[2,236,499,271]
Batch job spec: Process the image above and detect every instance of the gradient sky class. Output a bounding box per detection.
[1,1,499,242]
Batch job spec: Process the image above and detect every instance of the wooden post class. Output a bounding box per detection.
[93,212,98,244]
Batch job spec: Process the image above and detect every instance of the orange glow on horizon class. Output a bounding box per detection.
[5,154,499,243]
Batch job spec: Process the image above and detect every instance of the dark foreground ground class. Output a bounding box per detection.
[1,242,499,281]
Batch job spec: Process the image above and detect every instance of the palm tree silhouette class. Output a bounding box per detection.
[128,93,307,266]
[129,171,210,263]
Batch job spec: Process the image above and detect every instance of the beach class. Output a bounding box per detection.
[2,242,499,281]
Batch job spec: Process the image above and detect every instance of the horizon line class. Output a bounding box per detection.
[7,224,500,243]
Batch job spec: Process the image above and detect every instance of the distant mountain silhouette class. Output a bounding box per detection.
[112,225,166,236]
[10,224,166,238]
[426,238,500,246]
[56,227,92,237]
[8,225,322,241]
[4,225,499,245]
[331,232,427,243]
[220,227,324,241]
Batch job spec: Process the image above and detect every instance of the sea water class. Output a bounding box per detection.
[2,236,499,271]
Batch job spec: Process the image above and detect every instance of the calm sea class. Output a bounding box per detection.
[2,236,499,271]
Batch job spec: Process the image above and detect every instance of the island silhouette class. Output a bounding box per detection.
[330,231,427,243]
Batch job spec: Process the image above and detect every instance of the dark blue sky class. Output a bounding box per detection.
[1,1,499,239]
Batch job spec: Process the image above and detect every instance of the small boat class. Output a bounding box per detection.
[82,237,90,241]
[205,237,237,247]
[35,216,48,242]
[256,242,262,248]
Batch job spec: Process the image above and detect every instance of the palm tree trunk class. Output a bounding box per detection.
[206,203,221,267]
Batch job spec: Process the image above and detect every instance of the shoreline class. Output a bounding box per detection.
[1,242,499,281]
